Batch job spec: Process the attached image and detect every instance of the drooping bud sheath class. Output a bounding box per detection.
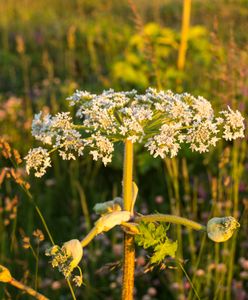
[62,239,83,269]
[207,216,240,243]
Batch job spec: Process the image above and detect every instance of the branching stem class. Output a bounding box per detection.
[135,214,206,231]
[80,226,99,247]
[9,278,49,300]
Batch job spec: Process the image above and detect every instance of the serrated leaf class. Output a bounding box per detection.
[135,221,178,266]
[135,222,158,249]
[150,239,178,265]
[155,223,166,238]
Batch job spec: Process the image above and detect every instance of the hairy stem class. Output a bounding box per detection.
[135,214,206,231]
[122,139,135,300]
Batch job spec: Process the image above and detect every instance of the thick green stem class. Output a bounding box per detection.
[135,214,206,231]
[122,139,135,300]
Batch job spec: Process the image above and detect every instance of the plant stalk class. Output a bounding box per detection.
[177,0,191,71]
[135,214,206,231]
[122,139,135,300]
[10,278,49,300]
[81,226,99,247]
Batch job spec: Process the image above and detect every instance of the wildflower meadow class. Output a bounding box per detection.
[0,1,247,300]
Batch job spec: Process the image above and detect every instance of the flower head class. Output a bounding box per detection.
[25,147,51,177]
[221,107,245,140]
[26,88,245,177]
[45,239,83,283]
[207,216,240,242]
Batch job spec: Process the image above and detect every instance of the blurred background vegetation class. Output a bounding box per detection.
[0,0,248,299]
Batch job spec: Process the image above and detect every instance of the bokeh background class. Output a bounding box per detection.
[0,0,248,299]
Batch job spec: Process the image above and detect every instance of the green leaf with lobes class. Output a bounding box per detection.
[135,221,177,265]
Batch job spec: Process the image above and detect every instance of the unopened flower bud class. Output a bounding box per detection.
[207,216,240,242]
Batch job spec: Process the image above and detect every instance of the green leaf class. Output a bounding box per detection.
[135,222,158,249]
[150,240,178,264]
[135,221,177,266]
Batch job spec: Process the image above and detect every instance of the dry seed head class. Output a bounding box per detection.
[22,236,31,249]
[0,139,11,158]
[33,229,45,241]
[13,149,22,164]
[16,35,25,54]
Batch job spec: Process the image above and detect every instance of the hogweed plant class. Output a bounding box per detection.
[25,88,244,299]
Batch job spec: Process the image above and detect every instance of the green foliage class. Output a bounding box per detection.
[135,221,178,265]
[111,22,211,90]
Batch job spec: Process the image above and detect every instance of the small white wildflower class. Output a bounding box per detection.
[55,129,84,160]
[87,133,114,166]
[25,147,51,177]
[31,112,54,145]
[192,96,214,121]
[145,124,181,158]
[66,90,95,106]
[221,107,245,140]
[51,112,73,130]
[168,99,192,125]
[187,120,219,153]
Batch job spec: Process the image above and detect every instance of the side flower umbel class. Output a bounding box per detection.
[45,239,83,286]
[25,88,245,177]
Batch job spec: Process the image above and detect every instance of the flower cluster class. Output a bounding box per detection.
[45,239,83,286]
[25,147,51,177]
[25,88,245,177]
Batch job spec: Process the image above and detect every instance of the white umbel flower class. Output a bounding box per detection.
[26,88,245,177]
[25,147,51,177]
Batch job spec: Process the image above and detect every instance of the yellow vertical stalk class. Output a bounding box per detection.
[122,139,135,300]
[174,1,191,296]
[177,0,191,72]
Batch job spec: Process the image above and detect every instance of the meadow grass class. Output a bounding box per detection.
[0,0,248,299]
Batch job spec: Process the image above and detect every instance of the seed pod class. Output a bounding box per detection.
[207,216,240,242]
